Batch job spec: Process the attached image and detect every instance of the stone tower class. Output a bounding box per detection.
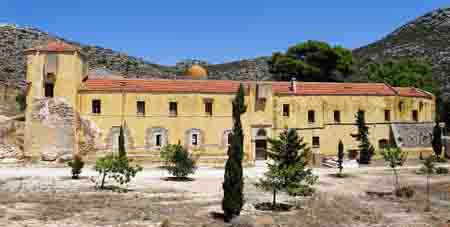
[23,40,87,161]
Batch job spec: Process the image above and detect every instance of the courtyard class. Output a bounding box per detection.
[0,163,449,227]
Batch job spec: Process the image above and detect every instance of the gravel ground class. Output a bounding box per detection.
[0,162,449,227]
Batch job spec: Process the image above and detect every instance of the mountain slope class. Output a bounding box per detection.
[0,24,176,88]
[353,7,450,94]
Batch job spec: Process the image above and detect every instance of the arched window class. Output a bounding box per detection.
[257,129,267,137]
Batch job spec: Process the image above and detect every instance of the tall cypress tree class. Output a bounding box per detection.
[431,122,443,158]
[351,110,375,164]
[222,83,247,222]
[118,125,126,158]
[337,140,344,175]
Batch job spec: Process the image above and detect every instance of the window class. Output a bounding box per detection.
[312,136,320,148]
[333,110,341,123]
[283,104,290,117]
[192,134,198,146]
[308,110,315,123]
[137,101,145,115]
[399,101,404,112]
[412,110,419,122]
[92,99,101,114]
[169,102,177,117]
[205,102,213,116]
[384,110,391,122]
[155,134,162,147]
[44,83,54,97]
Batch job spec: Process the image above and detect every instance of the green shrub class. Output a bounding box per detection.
[395,186,415,198]
[67,155,84,179]
[435,167,449,175]
[161,144,197,178]
[15,92,26,112]
[94,154,143,190]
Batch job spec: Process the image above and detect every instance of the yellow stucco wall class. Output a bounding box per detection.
[24,51,436,165]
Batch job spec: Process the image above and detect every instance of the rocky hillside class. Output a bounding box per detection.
[0,24,275,88]
[353,7,450,95]
[0,24,176,88]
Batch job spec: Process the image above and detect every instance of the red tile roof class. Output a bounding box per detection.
[393,87,431,98]
[25,40,80,53]
[81,79,245,94]
[80,78,432,98]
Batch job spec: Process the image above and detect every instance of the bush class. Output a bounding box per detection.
[15,92,26,112]
[94,154,143,190]
[435,156,448,163]
[435,167,449,175]
[67,155,84,179]
[395,186,415,198]
[161,144,197,178]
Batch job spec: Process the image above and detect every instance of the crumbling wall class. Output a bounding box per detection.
[0,118,25,162]
[29,97,76,161]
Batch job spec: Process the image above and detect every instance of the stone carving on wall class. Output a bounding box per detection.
[391,123,434,148]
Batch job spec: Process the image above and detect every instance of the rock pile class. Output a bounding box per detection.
[0,143,23,160]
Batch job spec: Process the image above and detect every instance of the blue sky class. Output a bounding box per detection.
[1,1,449,65]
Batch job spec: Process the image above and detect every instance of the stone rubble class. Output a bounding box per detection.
[0,143,23,161]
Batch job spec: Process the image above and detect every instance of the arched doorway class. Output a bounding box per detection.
[255,129,267,160]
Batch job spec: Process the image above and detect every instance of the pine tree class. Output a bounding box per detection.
[118,125,126,158]
[255,128,317,208]
[337,140,344,175]
[222,83,247,222]
[267,128,310,167]
[431,122,443,158]
[351,110,375,164]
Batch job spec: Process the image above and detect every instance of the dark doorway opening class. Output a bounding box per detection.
[44,83,54,98]
[255,140,267,160]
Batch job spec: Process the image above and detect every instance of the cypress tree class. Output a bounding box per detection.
[431,122,442,158]
[351,110,375,164]
[118,125,126,158]
[337,140,344,175]
[222,83,247,222]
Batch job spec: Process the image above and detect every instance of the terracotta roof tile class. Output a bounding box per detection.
[393,87,432,98]
[25,40,80,53]
[80,78,432,98]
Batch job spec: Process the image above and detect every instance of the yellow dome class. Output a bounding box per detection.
[185,65,208,79]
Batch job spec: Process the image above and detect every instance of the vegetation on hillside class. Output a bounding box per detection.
[269,40,354,82]
[367,58,436,93]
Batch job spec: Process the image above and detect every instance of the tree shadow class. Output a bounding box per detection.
[161,177,195,182]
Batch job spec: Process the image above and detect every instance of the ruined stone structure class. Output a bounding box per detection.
[24,41,436,165]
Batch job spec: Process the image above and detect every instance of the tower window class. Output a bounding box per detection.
[137,101,145,115]
[44,83,54,98]
[205,102,213,116]
[169,102,177,117]
[283,104,290,117]
[385,110,391,122]
[312,136,320,148]
[412,110,419,122]
[192,134,198,146]
[333,110,341,123]
[92,99,101,114]
[308,110,315,123]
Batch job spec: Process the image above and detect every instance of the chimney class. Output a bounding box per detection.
[290,77,297,93]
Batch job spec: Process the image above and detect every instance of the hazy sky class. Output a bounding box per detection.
[1,1,448,65]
